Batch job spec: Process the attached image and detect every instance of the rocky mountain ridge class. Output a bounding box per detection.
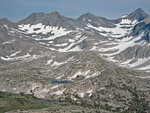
[0,8,150,112]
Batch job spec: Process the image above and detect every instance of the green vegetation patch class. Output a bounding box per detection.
[0,92,49,113]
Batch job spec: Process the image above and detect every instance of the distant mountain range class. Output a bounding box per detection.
[0,8,150,71]
[0,8,150,112]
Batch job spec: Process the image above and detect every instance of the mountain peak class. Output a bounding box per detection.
[77,12,114,28]
[0,18,11,23]
[50,11,60,16]
[17,11,80,29]
[47,11,63,19]
[25,11,62,20]
[84,12,94,16]
[77,12,99,22]
[17,11,64,25]
[127,8,148,21]
[134,8,144,13]
[0,17,15,27]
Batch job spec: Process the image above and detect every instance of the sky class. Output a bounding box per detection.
[0,0,150,22]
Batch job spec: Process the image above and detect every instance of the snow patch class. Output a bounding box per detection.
[129,57,150,68]
[51,85,61,90]
[53,43,68,47]
[57,35,87,52]
[1,53,31,61]
[68,45,81,51]
[86,90,93,97]
[121,14,128,18]
[18,24,72,40]
[79,93,84,98]
[68,71,83,80]
[87,19,137,38]
[10,51,21,57]
[53,89,65,95]
[56,74,65,79]
[51,61,67,67]
[46,59,53,65]
[84,72,101,79]
[69,39,75,43]
[99,31,146,56]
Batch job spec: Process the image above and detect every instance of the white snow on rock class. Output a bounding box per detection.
[121,14,128,18]
[129,57,150,68]
[88,19,92,22]
[51,61,67,67]
[119,58,135,66]
[100,30,150,71]
[84,72,101,79]
[39,42,50,46]
[67,70,101,80]
[51,85,61,90]
[10,50,22,57]
[1,53,31,61]
[52,89,65,95]
[79,93,84,98]
[51,57,73,67]
[18,23,72,40]
[68,45,82,51]
[1,41,12,45]
[86,90,93,97]
[57,35,87,52]
[0,39,16,45]
[87,19,137,38]
[68,71,83,80]
[3,24,8,29]
[136,76,150,79]
[138,65,150,71]
[48,41,54,44]
[53,43,68,47]
[69,39,75,43]
[67,70,91,80]
[46,59,53,65]
[56,74,65,79]
[90,46,98,51]
[120,19,132,24]
[99,31,146,56]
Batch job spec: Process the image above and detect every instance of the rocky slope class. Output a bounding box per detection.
[0,8,150,112]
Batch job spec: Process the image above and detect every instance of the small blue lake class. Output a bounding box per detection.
[51,80,73,84]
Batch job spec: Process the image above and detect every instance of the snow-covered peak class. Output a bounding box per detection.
[121,14,128,18]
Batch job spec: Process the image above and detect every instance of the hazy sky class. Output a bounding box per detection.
[0,0,150,22]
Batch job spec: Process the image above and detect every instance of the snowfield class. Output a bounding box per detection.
[1,53,31,61]
[87,19,137,38]
[15,17,150,72]
[18,23,72,40]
